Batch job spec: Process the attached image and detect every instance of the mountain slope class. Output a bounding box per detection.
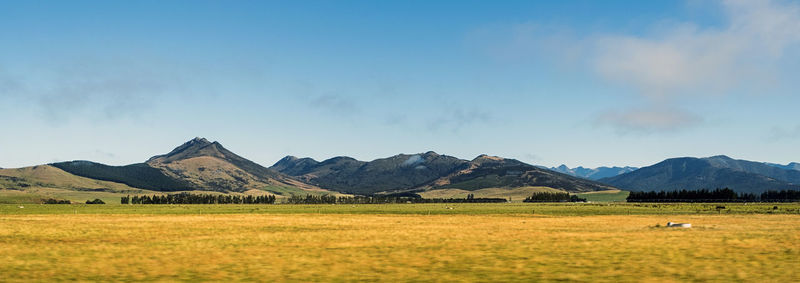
[550,165,638,180]
[764,162,800,171]
[766,162,800,171]
[272,152,466,194]
[271,156,323,176]
[145,138,319,192]
[51,161,196,191]
[427,155,615,193]
[273,152,615,194]
[703,155,800,183]
[0,165,143,192]
[50,138,323,194]
[601,156,800,193]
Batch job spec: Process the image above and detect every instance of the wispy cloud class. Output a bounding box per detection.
[308,94,361,117]
[596,107,702,134]
[1,59,184,123]
[769,124,800,141]
[427,107,492,132]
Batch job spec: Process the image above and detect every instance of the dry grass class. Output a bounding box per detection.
[0,165,140,192]
[1,213,797,282]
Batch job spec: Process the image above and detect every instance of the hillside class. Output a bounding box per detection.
[51,161,197,191]
[0,165,142,192]
[273,153,615,194]
[767,162,800,171]
[550,165,638,180]
[145,138,318,192]
[426,155,615,193]
[601,155,800,193]
[272,152,467,194]
[0,165,158,203]
[45,138,325,195]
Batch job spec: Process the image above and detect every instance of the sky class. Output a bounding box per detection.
[1,0,799,169]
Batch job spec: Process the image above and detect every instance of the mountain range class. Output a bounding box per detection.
[1,138,798,203]
[0,138,614,202]
[601,155,800,194]
[271,152,615,195]
[549,165,638,180]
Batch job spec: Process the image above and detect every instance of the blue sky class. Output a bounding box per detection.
[1,0,799,169]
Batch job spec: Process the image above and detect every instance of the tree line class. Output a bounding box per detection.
[522,192,586,203]
[121,193,277,204]
[42,198,105,204]
[43,198,71,204]
[285,193,507,204]
[627,188,800,202]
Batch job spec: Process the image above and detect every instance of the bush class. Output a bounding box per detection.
[43,198,71,204]
[523,192,586,202]
[85,199,105,204]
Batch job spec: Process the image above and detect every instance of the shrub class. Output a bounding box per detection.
[85,199,106,204]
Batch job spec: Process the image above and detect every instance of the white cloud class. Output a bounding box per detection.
[594,0,800,99]
[471,0,800,133]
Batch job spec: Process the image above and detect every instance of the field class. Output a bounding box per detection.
[1,203,799,282]
[576,189,630,202]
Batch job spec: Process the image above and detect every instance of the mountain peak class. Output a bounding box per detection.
[147,137,225,164]
[706,155,732,160]
[191,137,210,143]
[472,154,504,162]
[278,155,300,162]
[423,151,440,157]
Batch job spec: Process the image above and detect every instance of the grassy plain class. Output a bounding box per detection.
[577,189,630,202]
[3,202,798,215]
[1,203,798,282]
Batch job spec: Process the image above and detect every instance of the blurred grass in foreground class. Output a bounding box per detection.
[0,213,797,282]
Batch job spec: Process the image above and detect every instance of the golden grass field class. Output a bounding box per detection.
[1,208,798,282]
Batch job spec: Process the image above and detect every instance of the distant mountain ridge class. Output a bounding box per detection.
[271,152,615,194]
[766,162,800,171]
[601,155,800,194]
[550,165,638,180]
